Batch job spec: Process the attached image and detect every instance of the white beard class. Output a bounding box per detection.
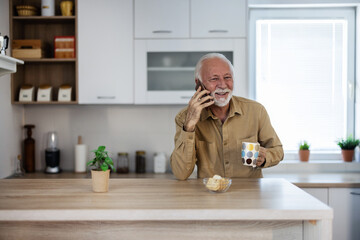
[211,88,232,107]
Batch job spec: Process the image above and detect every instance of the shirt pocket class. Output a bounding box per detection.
[197,141,217,171]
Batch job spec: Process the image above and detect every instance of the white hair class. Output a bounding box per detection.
[194,53,234,82]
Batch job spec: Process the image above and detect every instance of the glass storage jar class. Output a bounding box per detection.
[136,151,146,173]
[117,152,129,173]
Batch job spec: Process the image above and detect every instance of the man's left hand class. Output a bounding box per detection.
[256,147,267,167]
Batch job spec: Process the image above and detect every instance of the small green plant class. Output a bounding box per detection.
[299,141,310,150]
[337,136,360,150]
[87,146,114,171]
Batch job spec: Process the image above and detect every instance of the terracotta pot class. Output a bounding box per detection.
[341,149,354,162]
[299,150,310,162]
[91,169,110,192]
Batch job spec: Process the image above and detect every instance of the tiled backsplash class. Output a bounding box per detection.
[23,104,360,174]
[24,105,184,173]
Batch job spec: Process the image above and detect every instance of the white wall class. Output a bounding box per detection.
[356,6,360,161]
[249,0,360,6]
[24,105,184,173]
[0,0,24,178]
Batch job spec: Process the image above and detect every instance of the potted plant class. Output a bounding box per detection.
[87,145,114,192]
[336,136,360,162]
[299,141,310,162]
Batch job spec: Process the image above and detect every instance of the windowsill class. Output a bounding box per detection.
[263,160,360,173]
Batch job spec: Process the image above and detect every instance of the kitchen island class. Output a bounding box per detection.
[0,178,332,240]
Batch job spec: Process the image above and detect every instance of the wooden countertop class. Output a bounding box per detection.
[0,178,332,221]
[8,172,360,188]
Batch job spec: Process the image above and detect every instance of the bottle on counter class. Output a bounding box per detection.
[153,152,167,173]
[75,136,87,173]
[24,124,35,173]
[135,151,146,173]
[13,154,25,177]
[117,152,129,173]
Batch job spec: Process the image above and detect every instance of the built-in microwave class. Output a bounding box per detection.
[134,39,246,104]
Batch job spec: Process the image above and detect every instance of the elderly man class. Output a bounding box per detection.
[170,53,283,180]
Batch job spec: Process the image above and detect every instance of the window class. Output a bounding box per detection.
[249,8,355,158]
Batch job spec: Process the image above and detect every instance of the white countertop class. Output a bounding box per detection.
[264,172,360,188]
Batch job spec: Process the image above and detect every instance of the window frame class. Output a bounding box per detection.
[248,7,356,160]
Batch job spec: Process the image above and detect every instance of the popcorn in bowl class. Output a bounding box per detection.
[203,175,232,193]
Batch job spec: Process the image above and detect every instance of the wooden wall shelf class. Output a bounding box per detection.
[13,16,75,20]
[13,101,78,105]
[20,58,76,62]
[10,0,78,105]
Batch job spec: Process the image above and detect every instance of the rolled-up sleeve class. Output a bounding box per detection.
[258,106,284,168]
[170,111,197,180]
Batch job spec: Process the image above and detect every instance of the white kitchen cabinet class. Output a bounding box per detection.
[329,188,360,240]
[191,0,247,38]
[134,0,190,39]
[301,188,328,204]
[134,39,246,104]
[78,0,133,104]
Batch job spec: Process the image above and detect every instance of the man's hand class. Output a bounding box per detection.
[256,147,267,167]
[183,87,214,132]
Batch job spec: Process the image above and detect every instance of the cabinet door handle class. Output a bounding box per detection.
[208,29,228,33]
[97,96,116,99]
[152,30,172,34]
[180,96,191,99]
[350,192,360,195]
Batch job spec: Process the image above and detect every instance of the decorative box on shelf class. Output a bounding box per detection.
[12,40,43,59]
[37,85,52,102]
[19,85,35,102]
[54,36,75,58]
[58,85,72,102]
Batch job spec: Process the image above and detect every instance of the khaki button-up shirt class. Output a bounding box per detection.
[170,96,284,180]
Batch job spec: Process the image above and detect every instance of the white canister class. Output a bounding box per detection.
[153,152,167,173]
[355,146,360,162]
[75,136,87,172]
[41,0,55,16]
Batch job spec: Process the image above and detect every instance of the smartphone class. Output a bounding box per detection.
[195,80,211,103]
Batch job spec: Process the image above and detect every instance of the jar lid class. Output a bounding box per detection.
[118,152,128,156]
[136,150,146,155]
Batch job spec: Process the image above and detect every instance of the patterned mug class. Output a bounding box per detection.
[241,142,260,168]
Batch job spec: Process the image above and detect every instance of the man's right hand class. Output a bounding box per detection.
[183,87,214,132]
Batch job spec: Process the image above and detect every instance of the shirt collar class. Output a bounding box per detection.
[229,96,243,117]
[200,96,243,121]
